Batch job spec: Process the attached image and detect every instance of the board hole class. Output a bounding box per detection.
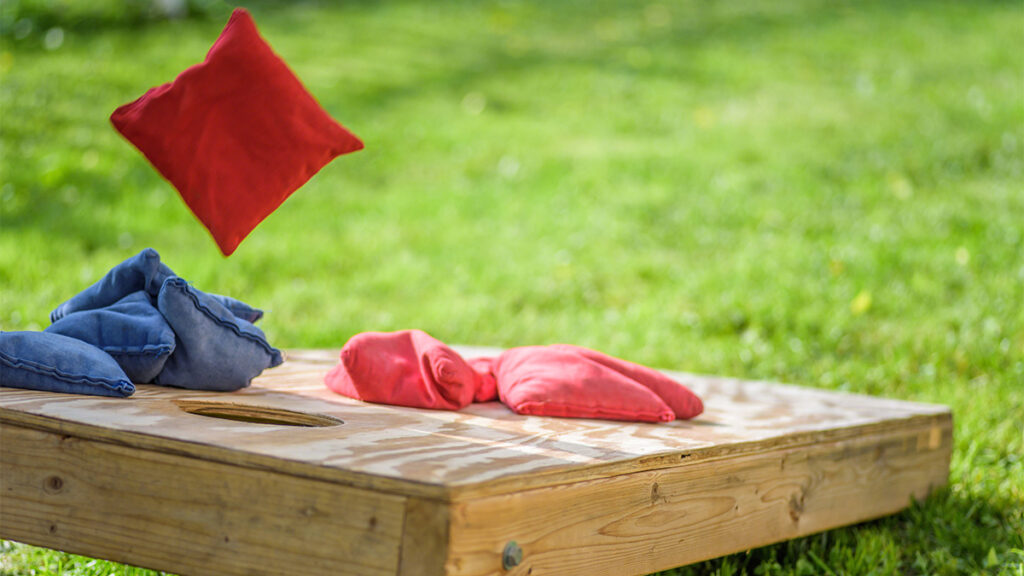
[174,400,343,427]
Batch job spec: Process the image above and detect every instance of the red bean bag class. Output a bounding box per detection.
[111,8,363,256]
[325,330,479,411]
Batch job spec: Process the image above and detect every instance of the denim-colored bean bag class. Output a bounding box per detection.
[45,291,175,383]
[50,248,173,322]
[155,277,283,391]
[51,248,264,324]
[42,248,277,393]
[0,331,135,397]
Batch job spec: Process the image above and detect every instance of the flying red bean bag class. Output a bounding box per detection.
[111,8,363,256]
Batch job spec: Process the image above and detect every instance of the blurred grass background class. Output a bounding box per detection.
[1,0,1022,574]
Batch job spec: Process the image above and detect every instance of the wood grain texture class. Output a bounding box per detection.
[0,349,953,576]
[399,498,450,576]
[0,348,950,500]
[446,417,952,576]
[0,423,406,576]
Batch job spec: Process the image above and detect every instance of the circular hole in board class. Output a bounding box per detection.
[174,400,343,427]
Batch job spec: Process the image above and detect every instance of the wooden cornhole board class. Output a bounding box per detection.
[1,348,951,576]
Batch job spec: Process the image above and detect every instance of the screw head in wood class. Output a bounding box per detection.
[502,541,523,570]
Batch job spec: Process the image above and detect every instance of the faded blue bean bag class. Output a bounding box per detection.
[50,248,173,323]
[50,248,267,323]
[41,248,277,393]
[155,277,283,391]
[0,331,135,397]
[46,291,175,383]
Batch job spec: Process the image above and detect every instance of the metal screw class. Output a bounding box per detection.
[502,541,523,570]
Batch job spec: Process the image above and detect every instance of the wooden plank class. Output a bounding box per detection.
[445,414,952,576]
[0,423,407,576]
[398,498,450,576]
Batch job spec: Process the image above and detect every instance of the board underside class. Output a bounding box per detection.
[0,348,952,576]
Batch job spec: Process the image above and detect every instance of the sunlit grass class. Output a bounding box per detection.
[1,0,1022,574]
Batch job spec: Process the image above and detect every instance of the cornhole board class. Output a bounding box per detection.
[0,348,952,576]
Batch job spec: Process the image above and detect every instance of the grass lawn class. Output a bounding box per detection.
[1,0,1022,574]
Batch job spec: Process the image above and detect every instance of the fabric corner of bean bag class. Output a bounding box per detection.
[50,248,174,323]
[467,355,498,403]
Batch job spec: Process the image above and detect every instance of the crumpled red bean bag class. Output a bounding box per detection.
[324,331,704,423]
[324,330,480,410]
[546,344,704,420]
[476,345,702,423]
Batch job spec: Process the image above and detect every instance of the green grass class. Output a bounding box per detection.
[1,0,1022,574]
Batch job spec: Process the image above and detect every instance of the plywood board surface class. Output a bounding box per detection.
[0,348,949,500]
